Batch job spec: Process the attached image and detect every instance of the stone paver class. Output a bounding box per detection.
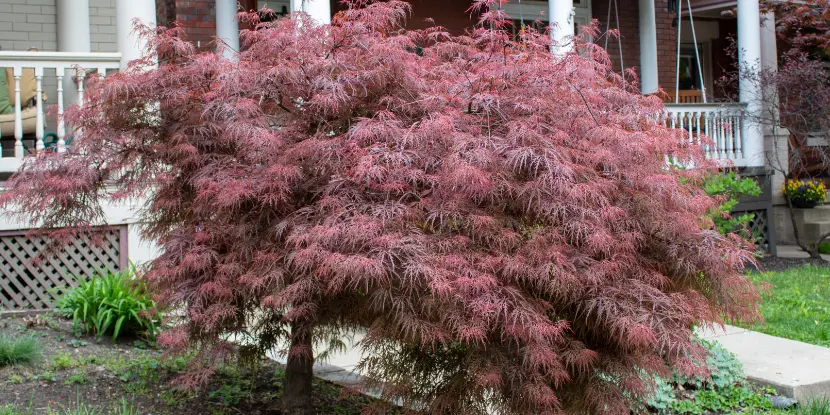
[698,325,830,401]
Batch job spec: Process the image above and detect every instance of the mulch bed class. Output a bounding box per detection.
[750,255,829,273]
[0,315,384,414]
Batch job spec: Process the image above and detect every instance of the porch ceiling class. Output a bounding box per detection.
[681,0,737,18]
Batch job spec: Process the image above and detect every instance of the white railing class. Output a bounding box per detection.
[663,102,748,166]
[0,51,121,172]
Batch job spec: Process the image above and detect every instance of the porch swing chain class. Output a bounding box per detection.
[675,0,682,103]
[604,0,626,82]
[518,0,524,28]
[675,0,708,104]
[687,0,707,103]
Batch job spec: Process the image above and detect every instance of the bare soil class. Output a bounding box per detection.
[0,314,387,414]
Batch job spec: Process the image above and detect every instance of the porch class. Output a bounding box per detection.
[0,0,774,172]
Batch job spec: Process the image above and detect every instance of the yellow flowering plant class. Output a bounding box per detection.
[784,179,827,206]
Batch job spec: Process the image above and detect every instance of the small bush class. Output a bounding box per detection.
[0,335,42,367]
[56,266,161,341]
[704,172,761,237]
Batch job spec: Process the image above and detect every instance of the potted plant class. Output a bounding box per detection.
[784,179,827,208]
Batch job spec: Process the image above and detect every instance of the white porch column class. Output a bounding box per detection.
[57,0,90,109]
[638,0,659,94]
[57,0,91,53]
[760,12,777,74]
[116,0,157,68]
[549,0,575,55]
[291,0,332,25]
[216,0,240,58]
[760,11,786,195]
[737,0,764,167]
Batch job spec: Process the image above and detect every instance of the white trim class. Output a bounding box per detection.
[0,51,122,67]
[500,0,591,24]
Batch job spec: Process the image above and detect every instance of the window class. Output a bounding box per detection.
[500,0,592,27]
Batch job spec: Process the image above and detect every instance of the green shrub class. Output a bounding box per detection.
[818,242,830,255]
[703,172,761,237]
[0,335,42,367]
[56,265,161,341]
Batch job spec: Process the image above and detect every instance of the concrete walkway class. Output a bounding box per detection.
[776,244,830,261]
[698,325,830,401]
[266,326,830,404]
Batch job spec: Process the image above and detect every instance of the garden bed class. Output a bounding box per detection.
[0,314,386,414]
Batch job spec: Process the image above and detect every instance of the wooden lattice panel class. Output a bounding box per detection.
[0,228,125,310]
[736,209,771,253]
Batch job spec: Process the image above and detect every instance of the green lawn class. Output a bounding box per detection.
[737,264,830,347]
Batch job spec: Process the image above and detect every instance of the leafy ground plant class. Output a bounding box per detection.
[56,265,161,341]
[646,337,774,414]
[0,335,42,367]
[737,265,830,347]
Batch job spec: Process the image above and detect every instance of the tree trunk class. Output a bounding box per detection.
[282,322,314,415]
[784,190,823,259]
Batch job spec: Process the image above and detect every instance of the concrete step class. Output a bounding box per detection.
[795,206,830,224]
[698,325,830,402]
[803,221,830,243]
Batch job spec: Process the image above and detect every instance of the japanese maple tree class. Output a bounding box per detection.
[1,1,760,413]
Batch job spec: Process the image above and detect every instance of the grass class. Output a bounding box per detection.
[0,335,42,367]
[797,397,830,415]
[738,264,830,347]
[772,397,830,415]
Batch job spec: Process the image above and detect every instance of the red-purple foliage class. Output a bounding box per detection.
[0,2,760,413]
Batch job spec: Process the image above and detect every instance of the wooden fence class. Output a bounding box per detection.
[0,226,127,310]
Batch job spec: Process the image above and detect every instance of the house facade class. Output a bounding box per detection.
[0,0,793,310]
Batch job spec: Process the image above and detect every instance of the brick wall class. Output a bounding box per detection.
[592,0,677,94]
[176,0,216,53]
[654,0,677,90]
[0,0,57,52]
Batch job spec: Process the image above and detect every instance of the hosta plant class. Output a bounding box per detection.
[1,1,760,413]
[57,266,161,341]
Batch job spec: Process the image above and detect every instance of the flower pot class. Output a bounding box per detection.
[792,200,819,209]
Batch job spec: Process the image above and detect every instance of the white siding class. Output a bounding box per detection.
[0,0,116,53]
[0,0,57,52]
[89,0,116,53]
